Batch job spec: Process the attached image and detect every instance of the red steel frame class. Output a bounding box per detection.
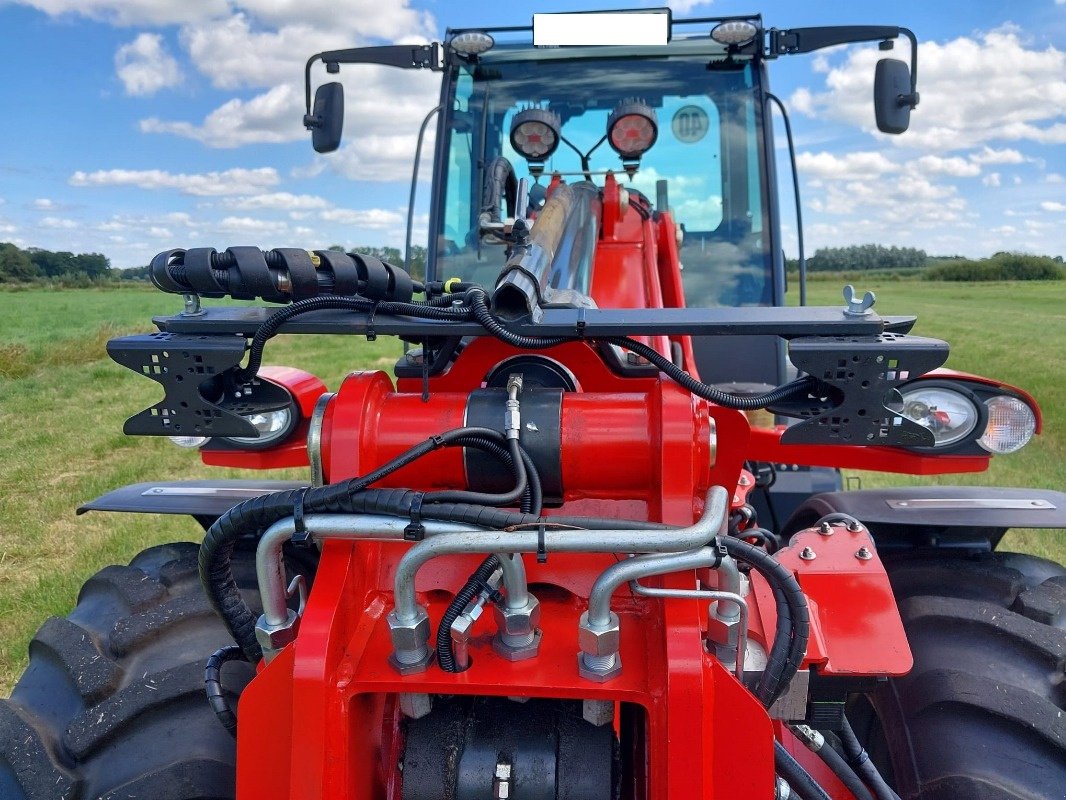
[223,180,1013,798]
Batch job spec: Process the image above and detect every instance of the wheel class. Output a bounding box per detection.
[850,551,1066,800]
[0,539,287,799]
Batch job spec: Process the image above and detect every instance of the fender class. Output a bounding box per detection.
[783,486,1066,553]
[77,480,307,528]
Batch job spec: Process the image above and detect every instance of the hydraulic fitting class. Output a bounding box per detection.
[492,594,542,661]
[254,609,299,663]
[388,606,434,674]
[577,610,622,681]
[504,374,523,439]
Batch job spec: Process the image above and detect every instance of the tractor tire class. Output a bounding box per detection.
[0,539,278,800]
[851,551,1066,800]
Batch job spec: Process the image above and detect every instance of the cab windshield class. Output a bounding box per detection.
[435,50,773,309]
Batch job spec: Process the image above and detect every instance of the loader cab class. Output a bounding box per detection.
[427,30,787,385]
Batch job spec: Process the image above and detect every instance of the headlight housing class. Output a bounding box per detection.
[899,385,981,448]
[224,407,297,448]
[978,395,1037,454]
[896,377,1038,455]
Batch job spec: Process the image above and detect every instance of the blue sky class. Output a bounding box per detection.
[0,0,1063,268]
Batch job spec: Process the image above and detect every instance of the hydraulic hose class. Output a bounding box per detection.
[204,645,247,736]
[721,537,810,707]
[466,287,817,411]
[238,292,473,381]
[839,718,901,800]
[436,555,501,672]
[604,335,816,411]
[809,738,876,800]
[774,741,832,800]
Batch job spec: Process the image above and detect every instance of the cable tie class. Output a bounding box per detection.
[421,338,431,403]
[429,433,446,448]
[404,493,426,541]
[536,523,548,564]
[365,302,379,342]
[291,488,312,547]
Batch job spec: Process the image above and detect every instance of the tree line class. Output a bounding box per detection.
[787,244,929,273]
[0,243,111,283]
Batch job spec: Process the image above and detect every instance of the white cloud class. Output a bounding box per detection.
[40,216,79,229]
[320,207,404,228]
[790,28,1066,151]
[1042,201,1066,212]
[968,146,1026,165]
[223,192,331,211]
[1047,173,1064,183]
[665,0,714,13]
[982,172,1002,187]
[33,198,54,209]
[15,0,228,26]
[912,155,981,177]
[115,33,183,96]
[795,151,895,180]
[69,167,280,196]
[141,84,303,147]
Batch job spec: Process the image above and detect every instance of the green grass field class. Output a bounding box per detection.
[0,281,1063,692]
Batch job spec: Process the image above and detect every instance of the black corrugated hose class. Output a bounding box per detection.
[435,555,501,673]
[204,645,247,735]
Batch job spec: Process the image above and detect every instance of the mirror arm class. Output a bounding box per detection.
[898,27,920,108]
[304,43,444,119]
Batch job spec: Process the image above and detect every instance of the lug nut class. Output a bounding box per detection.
[799,546,817,561]
[856,546,873,560]
[846,520,864,532]
[818,521,833,535]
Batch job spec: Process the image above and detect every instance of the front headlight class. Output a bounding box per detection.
[222,406,297,449]
[978,395,1037,454]
[899,386,980,448]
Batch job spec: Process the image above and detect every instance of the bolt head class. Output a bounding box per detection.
[855,546,873,561]
[578,611,621,656]
[387,608,431,651]
[818,521,833,535]
[846,520,864,532]
[799,546,817,561]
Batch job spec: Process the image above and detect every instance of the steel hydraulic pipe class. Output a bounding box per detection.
[255,514,484,627]
[392,486,729,622]
[629,583,749,681]
[495,552,529,608]
[586,547,724,628]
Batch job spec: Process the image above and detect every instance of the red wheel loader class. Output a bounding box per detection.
[3,10,1063,800]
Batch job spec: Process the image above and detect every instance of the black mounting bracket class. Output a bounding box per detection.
[107,332,270,438]
[775,333,949,447]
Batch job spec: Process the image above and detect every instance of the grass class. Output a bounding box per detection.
[0,282,1063,692]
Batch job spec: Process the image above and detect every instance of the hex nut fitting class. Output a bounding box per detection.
[255,610,299,653]
[578,611,621,657]
[577,652,623,683]
[493,596,541,637]
[387,607,431,652]
[388,648,435,676]
[492,628,542,661]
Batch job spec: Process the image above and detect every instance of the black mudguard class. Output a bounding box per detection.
[78,480,307,528]
[782,486,1066,553]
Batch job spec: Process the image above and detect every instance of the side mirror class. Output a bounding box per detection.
[305,82,344,153]
[874,58,917,134]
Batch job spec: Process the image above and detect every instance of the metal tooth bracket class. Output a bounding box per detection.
[107,332,263,438]
[779,333,949,447]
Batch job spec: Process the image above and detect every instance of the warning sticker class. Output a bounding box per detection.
[671,105,710,144]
